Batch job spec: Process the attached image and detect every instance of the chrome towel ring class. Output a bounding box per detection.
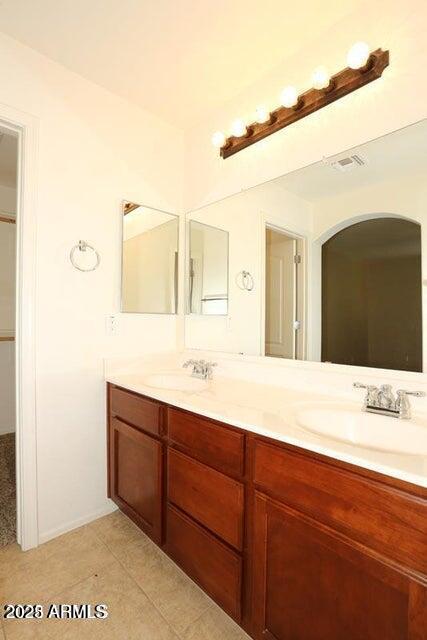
[70,240,100,272]
[236,270,254,291]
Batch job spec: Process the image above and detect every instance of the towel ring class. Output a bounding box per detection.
[236,270,254,291]
[70,240,100,272]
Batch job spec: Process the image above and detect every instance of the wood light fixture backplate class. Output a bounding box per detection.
[220,48,389,159]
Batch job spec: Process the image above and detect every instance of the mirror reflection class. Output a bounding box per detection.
[121,202,178,314]
[185,119,426,372]
[188,220,229,315]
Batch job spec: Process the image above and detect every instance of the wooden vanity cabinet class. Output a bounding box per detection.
[251,491,426,640]
[107,385,164,544]
[250,438,427,640]
[107,384,427,640]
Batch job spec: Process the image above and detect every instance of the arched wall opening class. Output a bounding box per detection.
[308,214,423,372]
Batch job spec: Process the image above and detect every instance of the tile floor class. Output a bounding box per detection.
[0,510,250,640]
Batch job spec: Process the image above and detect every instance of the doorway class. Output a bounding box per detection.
[321,217,422,371]
[265,227,304,359]
[0,127,18,546]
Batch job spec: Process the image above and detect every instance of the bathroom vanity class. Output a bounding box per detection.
[106,380,427,640]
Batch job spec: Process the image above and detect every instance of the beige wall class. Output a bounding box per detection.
[0,169,16,435]
[0,220,15,334]
[0,30,184,542]
[0,205,16,435]
[0,184,16,215]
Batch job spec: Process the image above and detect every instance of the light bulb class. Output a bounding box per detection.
[211,131,226,148]
[231,119,247,137]
[347,42,370,69]
[312,66,331,90]
[255,105,269,124]
[280,86,298,108]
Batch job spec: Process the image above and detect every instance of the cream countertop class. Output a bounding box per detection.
[105,358,427,489]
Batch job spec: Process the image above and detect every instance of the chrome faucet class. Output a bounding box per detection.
[353,382,425,419]
[183,359,217,380]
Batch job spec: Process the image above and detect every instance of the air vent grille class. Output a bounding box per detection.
[328,154,367,172]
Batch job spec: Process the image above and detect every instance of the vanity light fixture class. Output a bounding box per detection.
[280,86,299,109]
[347,41,371,70]
[255,105,270,124]
[214,44,389,159]
[312,66,331,91]
[212,131,226,148]
[231,118,247,137]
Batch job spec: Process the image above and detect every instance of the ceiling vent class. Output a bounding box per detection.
[327,153,368,173]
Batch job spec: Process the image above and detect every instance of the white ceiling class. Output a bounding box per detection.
[276,119,427,200]
[0,0,366,129]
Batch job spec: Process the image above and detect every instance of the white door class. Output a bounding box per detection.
[265,229,296,358]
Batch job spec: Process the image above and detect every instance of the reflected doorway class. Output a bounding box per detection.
[322,217,422,371]
[265,227,304,359]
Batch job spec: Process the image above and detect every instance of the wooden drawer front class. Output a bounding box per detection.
[168,449,244,550]
[110,386,161,436]
[253,440,427,574]
[110,417,162,543]
[168,408,244,477]
[166,505,242,621]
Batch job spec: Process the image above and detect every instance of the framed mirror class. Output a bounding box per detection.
[121,202,179,314]
[187,220,229,315]
[185,119,426,372]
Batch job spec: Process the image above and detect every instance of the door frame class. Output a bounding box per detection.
[0,105,39,550]
[260,215,307,359]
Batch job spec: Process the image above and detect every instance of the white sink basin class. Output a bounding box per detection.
[295,403,427,456]
[141,373,208,392]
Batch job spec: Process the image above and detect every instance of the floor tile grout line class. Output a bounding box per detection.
[87,525,187,635]
[103,543,184,637]
[96,525,214,638]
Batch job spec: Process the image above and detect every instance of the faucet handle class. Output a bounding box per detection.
[396,389,426,419]
[353,382,378,391]
[204,361,217,379]
[353,382,379,408]
[396,389,427,398]
[353,382,378,389]
[396,389,426,397]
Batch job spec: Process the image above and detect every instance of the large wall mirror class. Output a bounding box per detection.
[185,119,426,372]
[121,202,179,314]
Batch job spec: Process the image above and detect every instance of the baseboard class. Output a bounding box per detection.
[38,501,118,545]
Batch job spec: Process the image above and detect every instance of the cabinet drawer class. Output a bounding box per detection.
[167,408,244,477]
[168,448,244,550]
[166,505,242,621]
[110,385,161,436]
[253,440,427,574]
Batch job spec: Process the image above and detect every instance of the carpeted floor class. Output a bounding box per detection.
[0,432,16,547]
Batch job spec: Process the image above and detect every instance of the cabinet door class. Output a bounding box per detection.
[110,416,163,543]
[252,492,427,640]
